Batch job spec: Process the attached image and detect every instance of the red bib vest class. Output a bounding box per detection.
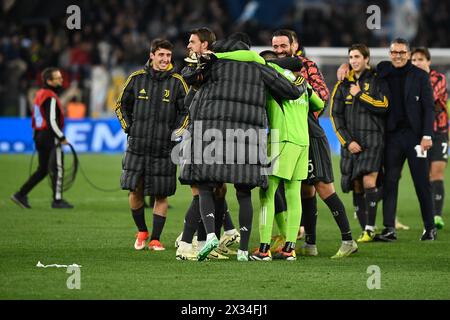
[32,89,64,130]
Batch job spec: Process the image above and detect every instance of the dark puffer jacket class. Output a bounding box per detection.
[179,40,302,188]
[331,67,388,148]
[115,61,188,196]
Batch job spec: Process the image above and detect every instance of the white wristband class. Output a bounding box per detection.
[422,135,432,140]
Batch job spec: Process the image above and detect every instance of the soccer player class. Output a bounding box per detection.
[330,44,388,242]
[12,68,73,209]
[176,28,240,261]
[271,29,358,258]
[212,48,325,260]
[256,52,324,261]
[115,39,189,251]
[337,39,436,241]
[178,37,303,261]
[411,47,448,229]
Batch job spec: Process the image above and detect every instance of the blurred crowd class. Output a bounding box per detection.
[1,0,449,117]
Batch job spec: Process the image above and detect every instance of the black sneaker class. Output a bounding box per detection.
[374,228,397,242]
[11,193,31,209]
[420,228,437,241]
[51,199,74,209]
[272,250,297,261]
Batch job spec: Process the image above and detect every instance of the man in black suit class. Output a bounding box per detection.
[377,38,436,241]
[337,38,436,241]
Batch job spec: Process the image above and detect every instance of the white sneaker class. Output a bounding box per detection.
[176,233,198,249]
[192,236,198,251]
[174,232,183,248]
[176,241,198,261]
[219,229,240,248]
[237,250,249,261]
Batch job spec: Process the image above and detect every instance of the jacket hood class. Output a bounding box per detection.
[212,39,250,53]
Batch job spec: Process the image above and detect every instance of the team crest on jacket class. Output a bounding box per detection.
[345,94,353,104]
[364,83,370,91]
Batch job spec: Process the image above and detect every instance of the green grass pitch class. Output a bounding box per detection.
[0,154,449,299]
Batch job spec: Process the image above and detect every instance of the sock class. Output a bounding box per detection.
[150,213,166,240]
[236,187,253,251]
[431,180,445,216]
[284,179,302,243]
[198,185,216,234]
[197,220,207,241]
[324,193,352,241]
[365,187,379,228]
[259,243,270,254]
[224,229,237,236]
[237,249,248,256]
[353,192,367,230]
[206,233,216,241]
[282,241,295,253]
[302,196,317,245]
[222,201,235,231]
[181,195,200,243]
[214,196,226,239]
[274,211,287,238]
[131,206,147,232]
[259,175,280,244]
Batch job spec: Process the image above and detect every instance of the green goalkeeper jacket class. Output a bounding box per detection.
[216,50,324,146]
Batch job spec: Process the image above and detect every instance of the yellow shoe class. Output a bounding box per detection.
[396,219,410,230]
[331,240,358,259]
[219,230,240,248]
[296,226,305,240]
[207,249,229,260]
[270,235,285,252]
[357,230,375,243]
[216,244,237,255]
[297,243,318,256]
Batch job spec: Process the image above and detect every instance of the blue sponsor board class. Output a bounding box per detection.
[0,117,342,154]
[0,118,127,154]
